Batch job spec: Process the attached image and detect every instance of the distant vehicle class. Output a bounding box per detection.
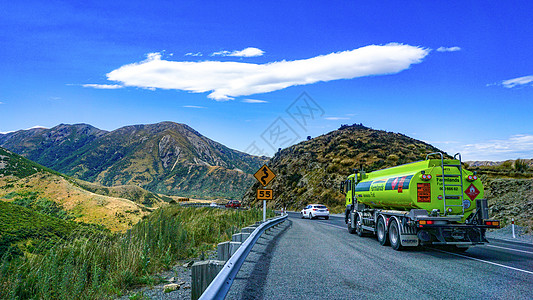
[225,200,241,208]
[301,204,330,220]
[210,202,218,207]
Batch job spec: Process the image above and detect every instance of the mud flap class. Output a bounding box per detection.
[399,234,419,247]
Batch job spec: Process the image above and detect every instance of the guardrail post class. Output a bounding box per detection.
[192,260,225,300]
[512,218,516,238]
[231,232,250,243]
[199,214,288,300]
[217,241,242,261]
[241,227,255,234]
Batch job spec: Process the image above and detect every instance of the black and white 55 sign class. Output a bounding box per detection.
[256,189,273,200]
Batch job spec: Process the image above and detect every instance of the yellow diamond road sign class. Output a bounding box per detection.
[254,164,276,187]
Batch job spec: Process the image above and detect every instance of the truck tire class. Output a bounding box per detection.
[355,214,365,237]
[389,219,403,251]
[347,214,356,234]
[377,217,389,246]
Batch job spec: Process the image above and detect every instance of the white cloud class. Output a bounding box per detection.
[183,105,206,109]
[500,75,533,88]
[1,126,48,135]
[325,117,350,120]
[105,43,429,101]
[436,46,461,52]
[82,84,123,89]
[185,52,203,57]
[26,125,48,130]
[452,134,533,161]
[242,99,268,103]
[211,47,264,57]
[0,101,4,104]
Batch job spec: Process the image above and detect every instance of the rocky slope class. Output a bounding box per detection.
[466,159,533,178]
[0,147,167,231]
[0,122,267,199]
[484,177,533,233]
[242,124,444,211]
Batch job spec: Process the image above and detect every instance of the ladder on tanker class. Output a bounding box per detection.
[426,152,465,216]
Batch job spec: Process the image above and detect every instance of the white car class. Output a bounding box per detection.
[301,204,330,220]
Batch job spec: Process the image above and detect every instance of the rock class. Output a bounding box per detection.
[167,277,175,283]
[164,283,180,293]
[182,285,191,290]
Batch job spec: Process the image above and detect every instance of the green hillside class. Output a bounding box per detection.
[0,147,61,178]
[0,201,83,258]
[0,146,167,232]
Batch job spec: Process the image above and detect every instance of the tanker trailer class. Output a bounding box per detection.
[340,152,500,251]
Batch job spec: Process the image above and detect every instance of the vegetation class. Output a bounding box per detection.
[482,176,533,233]
[0,205,274,299]
[0,146,168,232]
[0,148,62,179]
[7,191,74,220]
[243,123,445,212]
[466,158,533,178]
[0,201,80,260]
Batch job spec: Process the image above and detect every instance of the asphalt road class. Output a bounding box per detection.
[230,212,533,299]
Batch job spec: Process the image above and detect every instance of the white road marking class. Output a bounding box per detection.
[433,248,533,275]
[486,244,533,255]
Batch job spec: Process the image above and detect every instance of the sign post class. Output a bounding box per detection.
[254,165,276,221]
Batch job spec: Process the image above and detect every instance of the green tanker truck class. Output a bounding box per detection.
[341,152,500,251]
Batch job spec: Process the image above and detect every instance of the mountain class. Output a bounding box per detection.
[0,147,167,231]
[242,123,445,211]
[0,122,267,199]
[465,159,533,178]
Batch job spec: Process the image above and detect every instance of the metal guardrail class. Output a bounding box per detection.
[199,214,288,299]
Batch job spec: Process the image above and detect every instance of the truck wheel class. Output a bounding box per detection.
[347,214,356,234]
[377,217,389,246]
[356,214,365,237]
[389,219,403,251]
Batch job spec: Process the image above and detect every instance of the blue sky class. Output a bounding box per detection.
[1,1,532,161]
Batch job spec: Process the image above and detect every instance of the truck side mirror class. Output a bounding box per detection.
[340,182,345,194]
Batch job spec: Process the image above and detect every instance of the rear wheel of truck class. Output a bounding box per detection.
[355,214,365,237]
[347,214,356,234]
[377,217,389,246]
[389,219,403,251]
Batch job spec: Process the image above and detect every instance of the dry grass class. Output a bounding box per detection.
[0,172,156,232]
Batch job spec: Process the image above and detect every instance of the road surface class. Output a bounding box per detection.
[228,212,533,299]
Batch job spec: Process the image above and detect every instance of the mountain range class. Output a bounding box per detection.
[0,122,267,199]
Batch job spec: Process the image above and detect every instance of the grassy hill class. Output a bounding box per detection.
[0,201,81,259]
[242,123,444,211]
[0,122,267,199]
[0,147,166,232]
